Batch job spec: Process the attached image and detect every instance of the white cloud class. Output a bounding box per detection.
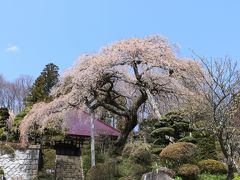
[6,45,20,53]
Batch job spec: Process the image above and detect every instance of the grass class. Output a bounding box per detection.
[176,174,240,180]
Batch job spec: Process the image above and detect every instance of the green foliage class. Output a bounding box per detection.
[160,142,197,169]
[42,149,56,170]
[198,159,227,175]
[122,141,152,165]
[86,161,120,180]
[151,127,175,137]
[150,144,165,155]
[38,149,56,180]
[177,164,200,180]
[86,142,152,180]
[118,159,147,180]
[199,174,227,180]
[25,63,59,105]
[41,63,59,94]
[0,108,9,128]
[149,111,191,146]
[27,122,42,144]
[42,127,65,146]
[82,145,106,175]
[0,144,15,157]
[193,132,218,161]
[0,108,10,141]
[0,167,4,175]
[178,136,197,143]
[180,174,240,180]
[9,107,31,142]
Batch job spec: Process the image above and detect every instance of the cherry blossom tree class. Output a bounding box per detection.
[20,36,200,151]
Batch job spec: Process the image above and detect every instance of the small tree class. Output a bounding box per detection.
[150,111,191,145]
[188,57,240,179]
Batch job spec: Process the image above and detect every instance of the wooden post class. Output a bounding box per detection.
[90,110,96,167]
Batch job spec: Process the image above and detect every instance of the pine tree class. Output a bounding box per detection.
[25,63,59,105]
[0,108,9,129]
[41,63,59,94]
[0,107,10,141]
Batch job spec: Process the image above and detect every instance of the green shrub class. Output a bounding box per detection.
[198,159,227,174]
[86,161,120,180]
[177,164,200,180]
[82,145,106,175]
[193,132,217,160]
[0,144,15,157]
[42,149,56,170]
[199,174,226,180]
[118,159,147,180]
[160,142,197,168]
[10,107,31,142]
[178,136,197,144]
[150,146,164,155]
[0,167,4,175]
[122,141,152,165]
[151,127,175,137]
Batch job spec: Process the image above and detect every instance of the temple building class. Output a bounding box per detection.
[54,111,120,180]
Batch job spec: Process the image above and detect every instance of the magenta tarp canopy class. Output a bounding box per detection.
[65,111,120,137]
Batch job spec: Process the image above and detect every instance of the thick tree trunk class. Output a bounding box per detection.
[114,115,138,154]
[218,134,234,180]
[227,164,234,180]
[90,110,96,167]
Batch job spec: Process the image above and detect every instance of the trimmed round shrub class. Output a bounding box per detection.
[177,164,200,180]
[160,142,197,168]
[198,159,227,174]
[122,141,152,165]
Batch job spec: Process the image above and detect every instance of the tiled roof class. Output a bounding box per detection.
[65,111,120,137]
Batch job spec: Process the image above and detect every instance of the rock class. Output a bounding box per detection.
[141,167,175,180]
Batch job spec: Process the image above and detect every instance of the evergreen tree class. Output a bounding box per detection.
[0,108,9,129]
[0,107,10,141]
[25,63,59,105]
[41,63,59,94]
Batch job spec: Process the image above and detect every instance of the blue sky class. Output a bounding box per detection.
[1,0,240,81]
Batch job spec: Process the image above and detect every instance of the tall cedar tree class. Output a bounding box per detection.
[0,107,10,129]
[25,63,59,105]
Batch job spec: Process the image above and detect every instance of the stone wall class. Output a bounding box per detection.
[0,145,40,180]
[56,155,83,180]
